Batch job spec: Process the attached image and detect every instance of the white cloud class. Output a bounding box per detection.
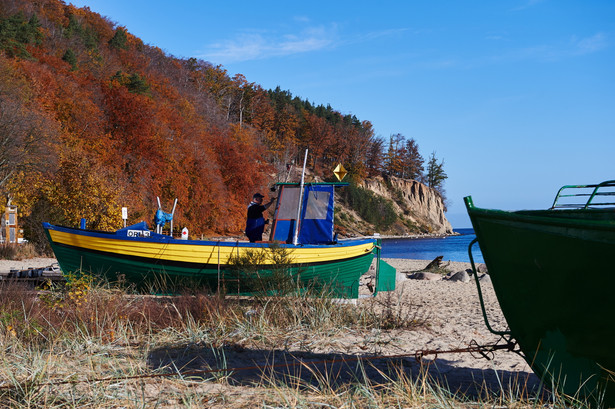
[293,15,312,24]
[199,25,337,64]
[511,0,547,12]
[198,24,412,64]
[571,33,608,55]
[481,32,608,65]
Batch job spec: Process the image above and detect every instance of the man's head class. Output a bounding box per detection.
[253,193,264,203]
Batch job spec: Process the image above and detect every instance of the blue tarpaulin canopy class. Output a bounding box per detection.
[298,184,334,244]
[270,183,345,244]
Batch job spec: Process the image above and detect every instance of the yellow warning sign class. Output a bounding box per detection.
[333,163,347,181]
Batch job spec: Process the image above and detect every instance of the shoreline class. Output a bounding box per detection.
[376,231,459,240]
[382,257,481,274]
[334,231,461,241]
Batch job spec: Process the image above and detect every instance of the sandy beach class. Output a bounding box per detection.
[148,257,542,401]
[0,257,58,275]
[378,258,540,397]
[0,256,542,400]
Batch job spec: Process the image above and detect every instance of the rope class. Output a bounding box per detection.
[0,338,518,391]
[414,338,518,362]
[217,240,221,293]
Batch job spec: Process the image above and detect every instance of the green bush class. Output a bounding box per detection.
[339,182,397,230]
[227,243,298,296]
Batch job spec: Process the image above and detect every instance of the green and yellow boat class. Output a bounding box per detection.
[465,180,615,406]
[44,182,395,298]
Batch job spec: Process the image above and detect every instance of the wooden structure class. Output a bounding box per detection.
[2,204,21,244]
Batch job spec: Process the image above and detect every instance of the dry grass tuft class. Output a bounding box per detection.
[0,243,39,260]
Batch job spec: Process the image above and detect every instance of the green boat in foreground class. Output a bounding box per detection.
[465,180,615,407]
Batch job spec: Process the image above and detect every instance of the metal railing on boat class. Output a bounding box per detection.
[550,180,615,209]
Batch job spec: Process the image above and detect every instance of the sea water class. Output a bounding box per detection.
[380,228,484,264]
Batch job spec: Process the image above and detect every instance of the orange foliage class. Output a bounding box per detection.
[46,152,123,230]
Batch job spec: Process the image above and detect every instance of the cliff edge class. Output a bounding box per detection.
[336,176,453,236]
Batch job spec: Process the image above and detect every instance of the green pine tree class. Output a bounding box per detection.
[0,12,43,58]
[108,27,128,50]
[127,73,150,95]
[425,151,447,196]
[62,48,78,70]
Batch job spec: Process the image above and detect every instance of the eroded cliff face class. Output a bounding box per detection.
[361,176,453,235]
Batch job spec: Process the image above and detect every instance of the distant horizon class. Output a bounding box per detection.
[452,226,474,232]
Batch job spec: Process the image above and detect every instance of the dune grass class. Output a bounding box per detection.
[0,275,592,408]
[0,243,39,260]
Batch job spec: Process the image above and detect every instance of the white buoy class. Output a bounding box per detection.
[181,227,188,240]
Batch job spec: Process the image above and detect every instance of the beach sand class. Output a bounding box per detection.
[0,257,58,274]
[0,256,542,400]
[376,258,540,397]
[149,257,542,400]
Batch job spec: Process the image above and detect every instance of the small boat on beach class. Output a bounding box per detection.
[43,181,395,298]
[465,180,615,406]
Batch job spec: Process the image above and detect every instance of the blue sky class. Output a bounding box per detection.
[68,0,615,227]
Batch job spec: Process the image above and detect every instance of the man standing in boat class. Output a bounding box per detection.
[245,193,276,242]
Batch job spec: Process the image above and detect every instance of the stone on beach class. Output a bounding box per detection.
[406,271,442,281]
[446,270,471,283]
[478,273,491,283]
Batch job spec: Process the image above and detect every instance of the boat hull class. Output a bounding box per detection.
[43,223,376,298]
[465,197,615,405]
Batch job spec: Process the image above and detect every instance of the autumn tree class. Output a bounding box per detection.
[227,73,256,126]
[366,136,385,177]
[383,134,424,181]
[0,59,58,193]
[337,120,373,181]
[303,112,334,172]
[400,137,423,180]
[43,152,123,230]
[248,86,276,141]
[384,133,404,176]
[0,99,57,190]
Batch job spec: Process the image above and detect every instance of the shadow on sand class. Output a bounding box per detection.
[148,343,546,402]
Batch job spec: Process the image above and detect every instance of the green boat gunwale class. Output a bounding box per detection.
[465,196,615,231]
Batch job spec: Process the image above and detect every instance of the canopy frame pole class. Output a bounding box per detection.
[292,149,308,245]
[170,198,178,237]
